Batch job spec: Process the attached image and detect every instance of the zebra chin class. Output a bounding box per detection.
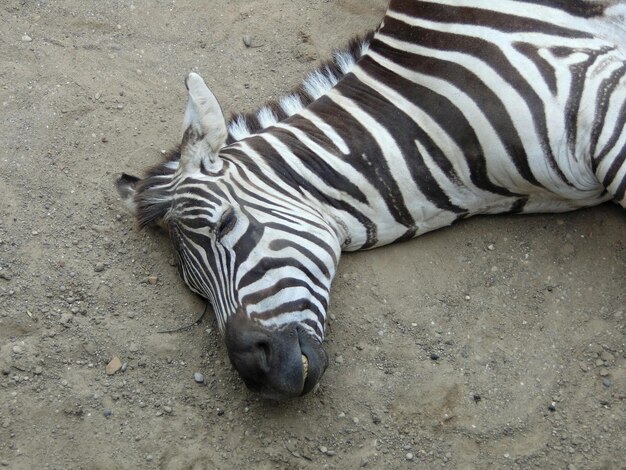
[224,315,328,400]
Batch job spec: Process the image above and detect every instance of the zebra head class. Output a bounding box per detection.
[117,73,341,400]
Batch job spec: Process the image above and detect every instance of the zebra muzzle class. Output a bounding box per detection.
[225,315,327,400]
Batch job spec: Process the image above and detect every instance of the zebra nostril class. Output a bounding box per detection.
[253,339,272,373]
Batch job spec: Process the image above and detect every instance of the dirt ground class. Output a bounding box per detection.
[0,0,624,468]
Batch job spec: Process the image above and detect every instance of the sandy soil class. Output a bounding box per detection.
[1,0,624,468]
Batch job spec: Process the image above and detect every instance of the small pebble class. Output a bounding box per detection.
[194,372,205,384]
[12,346,23,355]
[94,262,105,272]
[602,378,612,388]
[147,276,158,285]
[319,446,328,454]
[487,244,495,251]
[129,343,139,353]
[473,394,482,402]
[106,356,122,375]
[103,409,112,418]
[430,353,439,361]
[406,452,414,461]
[335,355,344,364]
[548,402,556,412]
[121,363,128,373]
[34,366,43,375]
[21,34,32,42]
[243,34,252,47]
[163,406,172,413]
[599,368,609,377]
[600,351,614,362]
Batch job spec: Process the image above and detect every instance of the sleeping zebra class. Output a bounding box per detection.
[116,0,626,400]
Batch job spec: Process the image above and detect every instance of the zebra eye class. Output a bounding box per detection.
[217,208,236,237]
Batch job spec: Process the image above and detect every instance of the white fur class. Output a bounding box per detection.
[228,114,252,140]
[334,50,356,74]
[303,67,339,100]
[121,193,138,215]
[360,39,371,57]
[257,106,279,129]
[181,73,228,174]
[280,94,305,116]
[588,3,626,53]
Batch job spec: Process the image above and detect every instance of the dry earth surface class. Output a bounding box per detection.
[1,0,625,469]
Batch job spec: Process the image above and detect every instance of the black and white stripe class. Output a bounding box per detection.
[126,0,626,344]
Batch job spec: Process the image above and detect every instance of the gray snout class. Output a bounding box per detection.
[225,315,328,400]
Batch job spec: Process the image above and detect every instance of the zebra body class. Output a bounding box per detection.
[117,0,626,400]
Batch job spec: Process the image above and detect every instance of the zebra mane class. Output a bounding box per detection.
[134,148,181,228]
[225,31,375,143]
[132,32,375,227]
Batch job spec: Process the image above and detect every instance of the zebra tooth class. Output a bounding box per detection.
[302,354,309,379]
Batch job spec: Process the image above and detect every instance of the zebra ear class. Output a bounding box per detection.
[181,73,227,171]
[116,173,141,215]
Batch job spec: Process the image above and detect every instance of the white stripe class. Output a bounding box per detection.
[298,108,350,154]
[372,33,600,196]
[325,87,443,224]
[398,0,592,31]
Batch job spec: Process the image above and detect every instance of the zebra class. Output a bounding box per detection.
[116,0,626,400]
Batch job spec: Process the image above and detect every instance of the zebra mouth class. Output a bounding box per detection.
[301,354,309,381]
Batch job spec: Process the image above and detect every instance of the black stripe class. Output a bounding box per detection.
[508,0,605,18]
[379,16,570,187]
[237,256,328,293]
[243,135,378,248]
[602,145,626,192]
[264,127,370,205]
[224,175,333,234]
[614,176,626,203]
[596,99,626,167]
[365,41,535,194]
[269,238,332,279]
[308,94,428,223]
[509,197,529,213]
[388,0,596,36]
[333,68,473,210]
[564,48,612,159]
[281,114,344,155]
[590,64,626,166]
[250,298,323,323]
[513,42,558,96]
[240,277,328,313]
